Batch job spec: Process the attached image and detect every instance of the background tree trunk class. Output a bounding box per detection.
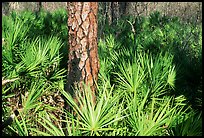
[111,2,120,25]
[106,2,112,25]
[37,2,42,12]
[125,2,136,16]
[119,2,127,17]
[67,2,100,103]
[2,2,10,15]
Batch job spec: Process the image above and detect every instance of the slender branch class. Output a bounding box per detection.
[2,78,19,86]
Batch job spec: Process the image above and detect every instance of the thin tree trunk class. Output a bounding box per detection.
[67,2,99,104]
[2,2,10,15]
[106,2,112,25]
[111,2,120,25]
[119,2,127,17]
[37,2,42,12]
[125,2,135,16]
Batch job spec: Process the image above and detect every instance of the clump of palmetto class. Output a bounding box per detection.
[2,11,67,136]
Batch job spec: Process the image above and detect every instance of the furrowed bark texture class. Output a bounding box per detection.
[67,2,99,102]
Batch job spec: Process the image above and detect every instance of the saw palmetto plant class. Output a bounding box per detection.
[61,82,127,136]
[2,10,66,136]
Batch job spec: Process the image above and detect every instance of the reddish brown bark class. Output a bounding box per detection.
[67,2,99,103]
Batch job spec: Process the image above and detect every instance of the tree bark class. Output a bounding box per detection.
[67,2,99,103]
[2,2,10,15]
[125,2,136,16]
[37,2,42,12]
[105,2,112,25]
[111,2,120,25]
[119,2,127,17]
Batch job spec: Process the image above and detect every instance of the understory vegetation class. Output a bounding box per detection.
[2,9,202,136]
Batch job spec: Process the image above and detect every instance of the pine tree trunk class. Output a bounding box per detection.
[125,2,135,16]
[106,2,112,25]
[67,2,99,104]
[2,2,10,15]
[119,2,127,17]
[37,2,42,12]
[111,2,120,25]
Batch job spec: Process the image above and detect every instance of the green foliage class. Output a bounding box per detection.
[61,83,126,136]
[115,51,176,98]
[125,94,188,136]
[4,82,55,136]
[97,11,202,136]
[170,111,202,136]
[2,9,67,136]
